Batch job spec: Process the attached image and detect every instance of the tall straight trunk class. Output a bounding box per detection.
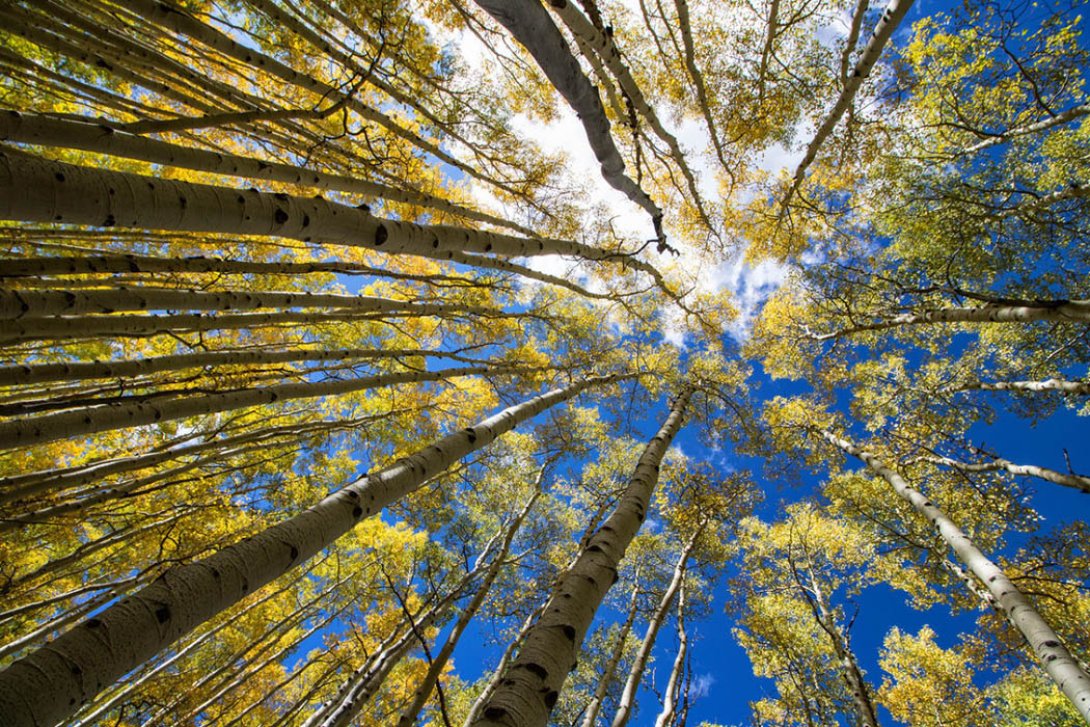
[810,299,1090,340]
[611,529,700,727]
[653,581,687,727]
[782,0,915,208]
[0,374,622,727]
[397,484,545,727]
[951,378,1090,396]
[0,148,659,276]
[0,413,394,504]
[579,566,643,727]
[922,454,1090,495]
[470,386,692,727]
[0,286,456,319]
[472,0,665,242]
[0,111,529,234]
[0,365,494,450]
[822,429,1090,722]
[0,346,477,387]
[70,567,311,726]
[0,308,457,343]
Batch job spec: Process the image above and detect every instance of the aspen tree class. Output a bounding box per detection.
[0,374,625,727]
[470,386,692,727]
[821,429,1090,722]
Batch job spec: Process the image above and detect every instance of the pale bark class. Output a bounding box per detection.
[397,485,544,727]
[0,285,460,319]
[0,346,476,387]
[783,0,915,209]
[70,571,307,726]
[921,454,1090,495]
[0,308,448,344]
[0,413,398,505]
[611,530,700,727]
[673,0,732,178]
[0,374,622,727]
[579,567,642,727]
[471,386,692,727]
[0,110,531,234]
[652,581,687,727]
[961,101,1090,155]
[0,148,658,275]
[808,299,1090,340]
[951,378,1090,396]
[822,429,1090,722]
[0,365,493,450]
[473,0,666,242]
[547,0,717,239]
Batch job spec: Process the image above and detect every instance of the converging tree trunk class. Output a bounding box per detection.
[470,385,692,727]
[821,429,1090,722]
[0,374,625,727]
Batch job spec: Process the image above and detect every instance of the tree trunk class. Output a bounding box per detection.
[0,374,623,727]
[611,529,700,727]
[397,484,545,727]
[0,148,659,273]
[952,378,1090,396]
[470,386,692,727]
[0,365,494,450]
[473,0,665,243]
[653,580,687,727]
[822,429,1090,722]
[579,566,642,727]
[0,110,530,234]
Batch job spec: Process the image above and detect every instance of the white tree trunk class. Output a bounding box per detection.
[0,374,622,727]
[470,386,692,727]
[0,365,494,450]
[611,530,699,727]
[822,429,1090,722]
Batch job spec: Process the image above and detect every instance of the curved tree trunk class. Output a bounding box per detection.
[470,386,692,727]
[0,374,623,727]
[821,429,1090,722]
[579,566,643,727]
[652,580,688,727]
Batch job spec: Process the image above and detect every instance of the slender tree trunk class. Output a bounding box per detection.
[0,110,530,234]
[951,378,1090,396]
[547,0,718,240]
[611,529,700,727]
[473,0,665,243]
[922,454,1090,495]
[653,580,688,727]
[0,374,623,727]
[821,429,1090,722]
[397,484,545,727]
[0,346,476,387]
[783,0,915,209]
[470,386,692,727]
[961,102,1090,155]
[0,364,494,450]
[580,567,643,727]
[810,299,1090,340]
[0,148,656,274]
[306,564,485,727]
[0,286,451,319]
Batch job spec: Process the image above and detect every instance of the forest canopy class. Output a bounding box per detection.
[0,0,1088,725]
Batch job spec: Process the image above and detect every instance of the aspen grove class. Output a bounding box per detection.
[0,0,1088,725]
